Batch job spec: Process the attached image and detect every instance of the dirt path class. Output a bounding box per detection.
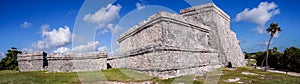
[257,67,300,77]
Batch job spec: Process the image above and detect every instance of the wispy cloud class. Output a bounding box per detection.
[68,9,77,14]
[20,21,32,28]
[83,4,122,34]
[135,0,147,10]
[136,2,145,10]
[235,2,280,34]
[83,4,122,29]
[72,41,103,53]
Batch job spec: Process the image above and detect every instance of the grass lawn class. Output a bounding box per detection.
[217,67,300,84]
[0,67,300,84]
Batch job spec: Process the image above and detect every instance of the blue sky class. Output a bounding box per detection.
[0,0,299,57]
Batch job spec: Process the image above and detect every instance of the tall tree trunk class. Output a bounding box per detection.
[265,36,273,71]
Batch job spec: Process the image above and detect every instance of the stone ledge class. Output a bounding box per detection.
[48,52,107,57]
[118,12,210,43]
[17,52,45,57]
[47,56,107,60]
[121,63,221,72]
[180,3,230,21]
[109,44,213,59]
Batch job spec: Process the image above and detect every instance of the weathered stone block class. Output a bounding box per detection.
[47,52,107,72]
[180,3,246,67]
[112,3,246,79]
[17,52,46,71]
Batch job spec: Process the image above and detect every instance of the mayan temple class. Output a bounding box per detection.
[108,3,246,78]
[17,3,246,79]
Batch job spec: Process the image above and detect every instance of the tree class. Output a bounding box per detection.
[283,46,300,72]
[262,23,281,71]
[0,47,22,70]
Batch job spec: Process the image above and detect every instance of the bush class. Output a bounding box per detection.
[255,51,266,66]
[282,46,300,72]
[0,47,21,70]
[254,46,300,72]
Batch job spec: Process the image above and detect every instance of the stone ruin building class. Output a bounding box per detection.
[17,52,107,72]
[108,3,246,78]
[17,3,246,79]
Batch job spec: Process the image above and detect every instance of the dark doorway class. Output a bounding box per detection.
[107,63,112,69]
[227,62,232,68]
[42,52,48,67]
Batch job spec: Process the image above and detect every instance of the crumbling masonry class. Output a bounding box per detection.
[17,52,107,72]
[108,3,246,78]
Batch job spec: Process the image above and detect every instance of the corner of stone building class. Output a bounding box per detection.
[179,3,246,67]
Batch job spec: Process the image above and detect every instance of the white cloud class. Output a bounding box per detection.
[20,21,31,28]
[32,25,72,51]
[21,48,34,53]
[98,46,108,52]
[136,2,145,10]
[40,24,50,32]
[83,4,122,29]
[72,41,99,53]
[53,47,70,54]
[107,24,122,34]
[99,29,110,34]
[41,26,71,47]
[235,2,280,34]
[98,23,123,35]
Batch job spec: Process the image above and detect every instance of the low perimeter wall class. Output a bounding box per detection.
[47,53,107,72]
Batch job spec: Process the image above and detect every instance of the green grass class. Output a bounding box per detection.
[0,70,80,84]
[101,68,153,82]
[0,67,300,84]
[217,67,300,84]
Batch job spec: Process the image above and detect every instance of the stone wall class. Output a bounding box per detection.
[111,12,223,79]
[109,46,222,79]
[17,52,46,71]
[17,52,107,72]
[118,12,212,53]
[47,52,107,72]
[180,3,246,67]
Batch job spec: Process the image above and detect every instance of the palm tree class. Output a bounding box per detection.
[262,23,281,71]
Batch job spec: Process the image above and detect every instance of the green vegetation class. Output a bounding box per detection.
[0,47,21,70]
[0,70,80,84]
[101,68,153,82]
[255,46,300,72]
[1,67,300,84]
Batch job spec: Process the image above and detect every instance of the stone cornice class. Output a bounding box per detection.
[118,12,210,43]
[180,3,230,22]
[108,44,214,60]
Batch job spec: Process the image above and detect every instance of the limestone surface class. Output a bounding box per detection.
[110,3,246,78]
